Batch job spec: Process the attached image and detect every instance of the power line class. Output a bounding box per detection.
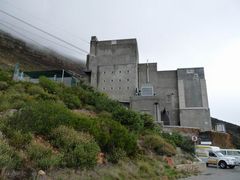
[1,0,90,45]
[0,19,86,56]
[0,9,88,54]
[0,22,85,59]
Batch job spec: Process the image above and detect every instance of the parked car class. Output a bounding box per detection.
[206,151,237,169]
[195,145,220,162]
[220,149,240,165]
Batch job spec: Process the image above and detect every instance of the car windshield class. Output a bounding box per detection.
[215,151,224,157]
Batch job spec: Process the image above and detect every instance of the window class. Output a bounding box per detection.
[127,87,129,90]
[111,87,113,90]
[119,87,121,90]
[193,73,199,79]
[111,79,113,82]
[220,151,226,155]
[119,79,121,82]
[209,152,216,157]
[127,70,129,73]
[103,80,106,82]
[102,87,106,90]
[103,71,106,74]
[127,79,129,82]
[112,71,114,74]
[119,70,121,73]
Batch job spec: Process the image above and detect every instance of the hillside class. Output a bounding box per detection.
[0,30,85,74]
[0,68,198,179]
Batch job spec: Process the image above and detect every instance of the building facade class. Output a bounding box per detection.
[86,36,212,131]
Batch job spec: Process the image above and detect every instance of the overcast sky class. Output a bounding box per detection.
[0,0,240,125]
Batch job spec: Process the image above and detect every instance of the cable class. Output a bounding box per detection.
[1,0,90,44]
[0,22,85,60]
[0,19,86,56]
[0,9,88,54]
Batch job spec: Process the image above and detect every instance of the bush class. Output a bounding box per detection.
[27,141,62,170]
[90,118,138,158]
[140,113,155,130]
[143,134,176,156]
[61,92,81,109]
[107,148,126,164]
[51,126,100,168]
[10,100,76,135]
[0,81,8,90]
[8,130,32,149]
[162,132,194,154]
[112,108,144,132]
[39,76,61,94]
[0,69,11,82]
[0,139,22,170]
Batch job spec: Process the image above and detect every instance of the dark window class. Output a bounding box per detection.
[119,79,121,82]
[119,70,121,73]
[127,87,129,90]
[111,79,113,82]
[209,152,216,157]
[127,79,129,81]
[119,87,121,90]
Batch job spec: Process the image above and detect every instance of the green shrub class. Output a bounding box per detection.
[10,100,76,135]
[51,126,100,168]
[69,115,137,162]
[0,81,8,90]
[162,132,194,153]
[0,69,11,82]
[39,76,61,94]
[107,148,126,164]
[61,92,81,109]
[140,113,155,130]
[90,118,138,157]
[27,141,62,170]
[143,134,176,156]
[27,84,45,95]
[7,130,32,149]
[112,108,144,132]
[0,139,22,170]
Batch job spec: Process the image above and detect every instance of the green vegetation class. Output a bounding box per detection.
[0,68,194,179]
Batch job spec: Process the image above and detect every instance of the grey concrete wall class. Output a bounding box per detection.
[98,64,137,102]
[137,63,180,125]
[87,36,139,102]
[130,96,161,122]
[177,68,211,131]
[180,109,212,131]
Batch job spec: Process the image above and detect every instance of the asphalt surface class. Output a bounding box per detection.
[182,166,240,180]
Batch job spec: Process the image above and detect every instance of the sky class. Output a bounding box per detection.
[0,0,240,125]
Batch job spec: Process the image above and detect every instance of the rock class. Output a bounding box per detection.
[38,170,46,176]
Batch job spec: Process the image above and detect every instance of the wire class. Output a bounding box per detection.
[0,19,86,56]
[0,22,85,60]
[1,0,90,45]
[0,9,88,54]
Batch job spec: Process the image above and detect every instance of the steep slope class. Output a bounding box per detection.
[0,30,86,73]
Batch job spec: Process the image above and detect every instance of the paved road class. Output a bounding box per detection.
[182,166,240,180]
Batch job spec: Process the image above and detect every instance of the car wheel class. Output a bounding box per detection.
[228,165,235,169]
[219,161,227,169]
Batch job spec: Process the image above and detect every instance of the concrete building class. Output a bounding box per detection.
[86,36,212,131]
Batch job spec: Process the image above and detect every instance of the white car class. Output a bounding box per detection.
[220,149,240,165]
[206,151,237,169]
